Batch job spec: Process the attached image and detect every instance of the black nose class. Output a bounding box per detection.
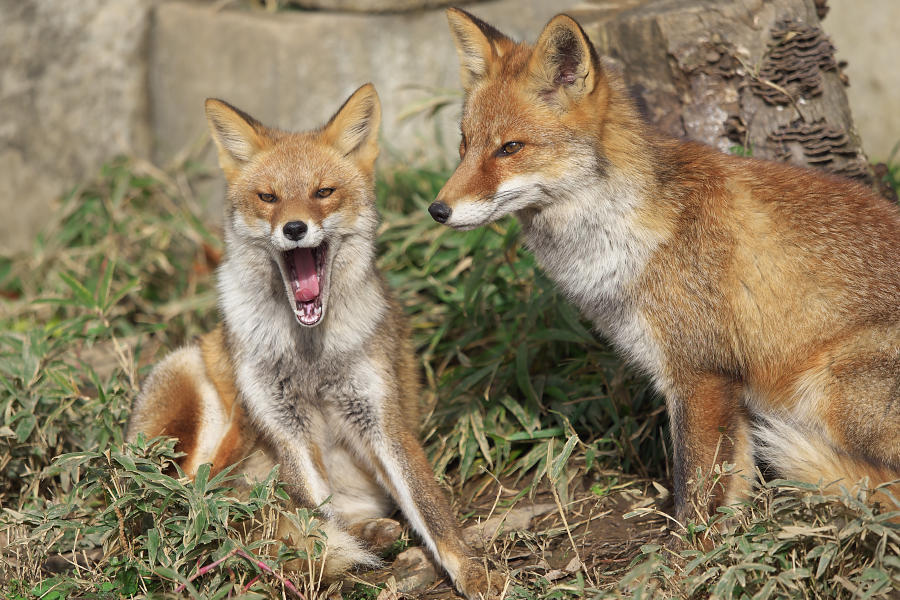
[428,201,451,224]
[283,221,308,241]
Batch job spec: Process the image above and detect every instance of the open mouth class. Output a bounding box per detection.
[284,243,327,326]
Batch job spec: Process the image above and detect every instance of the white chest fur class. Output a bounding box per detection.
[519,179,667,380]
[217,244,386,404]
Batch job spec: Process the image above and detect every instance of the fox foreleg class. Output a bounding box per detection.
[332,389,497,599]
[237,387,334,515]
[666,374,754,523]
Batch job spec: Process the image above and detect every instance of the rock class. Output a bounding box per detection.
[462,502,556,549]
[0,0,152,253]
[1,0,881,256]
[392,546,437,594]
[825,0,900,160]
[148,0,585,220]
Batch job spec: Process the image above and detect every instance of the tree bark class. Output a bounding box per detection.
[572,0,872,183]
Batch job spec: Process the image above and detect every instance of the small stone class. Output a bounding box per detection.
[392,547,437,594]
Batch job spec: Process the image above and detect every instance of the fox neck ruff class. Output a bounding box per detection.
[217,228,388,367]
[516,164,670,381]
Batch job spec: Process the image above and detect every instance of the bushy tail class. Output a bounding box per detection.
[309,520,381,577]
[753,415,900,507]
[232,474,380,579]
[257,510,380,578]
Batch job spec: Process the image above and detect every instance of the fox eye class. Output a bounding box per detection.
[258,192,277,203]
[316,188,334,198]
[459,134,467,158]
[497,141,524,157]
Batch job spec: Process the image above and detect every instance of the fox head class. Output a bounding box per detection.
[206,84,381,327]
[431,9,630,230]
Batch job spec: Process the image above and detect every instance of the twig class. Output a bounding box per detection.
[547,444,595,587]
[113,505,131,559]
[483,469,505,525]
[235,548,305,599]
[174,546,305,599]
[175,548,238,593]
[243,575,260,590]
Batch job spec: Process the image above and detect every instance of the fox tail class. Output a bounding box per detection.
[753,414,900,507]
[262,513,380,577]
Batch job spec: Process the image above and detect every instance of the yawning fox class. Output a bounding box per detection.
[430,8,900,520]
[127,84,494,597]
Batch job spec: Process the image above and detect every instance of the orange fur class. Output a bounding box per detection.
[435,8,900,520]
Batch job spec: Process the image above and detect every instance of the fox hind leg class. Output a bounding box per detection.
[126,346,227,476]
[762,328,900,497]
[755,327,900,509]
[823,328,900,472]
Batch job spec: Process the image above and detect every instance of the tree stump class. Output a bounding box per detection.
[571,0,872,183]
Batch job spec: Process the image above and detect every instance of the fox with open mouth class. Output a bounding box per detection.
[126,84,496,598]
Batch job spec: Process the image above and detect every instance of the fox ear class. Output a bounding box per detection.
[205,99,270,174]
[529,14,599,109]
[321,83,381,168]
[446,7,511,91]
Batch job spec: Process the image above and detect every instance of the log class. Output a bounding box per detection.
[571,0,872,183]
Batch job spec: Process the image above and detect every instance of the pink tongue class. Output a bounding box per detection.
[291,248,319,302]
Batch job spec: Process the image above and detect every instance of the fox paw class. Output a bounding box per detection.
[457,561,504,599]
[348,517,403,555]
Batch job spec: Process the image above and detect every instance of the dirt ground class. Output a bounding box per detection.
[343,473,672,598]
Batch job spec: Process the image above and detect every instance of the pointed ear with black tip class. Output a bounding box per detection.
[529,14,600,109]
[205,99,271,176]
[445,7,512,91]
[321,83,381,169]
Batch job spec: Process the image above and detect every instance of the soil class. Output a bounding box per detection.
[344,472,672,598]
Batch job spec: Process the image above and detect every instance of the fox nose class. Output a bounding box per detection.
[283,221,308,241]
[428,201,451,223]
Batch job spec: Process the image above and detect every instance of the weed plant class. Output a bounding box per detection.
[1,157,898,598]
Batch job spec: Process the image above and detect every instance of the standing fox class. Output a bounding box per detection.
[127,85,494,598]
[430,9,900,520]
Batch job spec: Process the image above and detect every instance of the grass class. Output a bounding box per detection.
[1,155,898,598]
